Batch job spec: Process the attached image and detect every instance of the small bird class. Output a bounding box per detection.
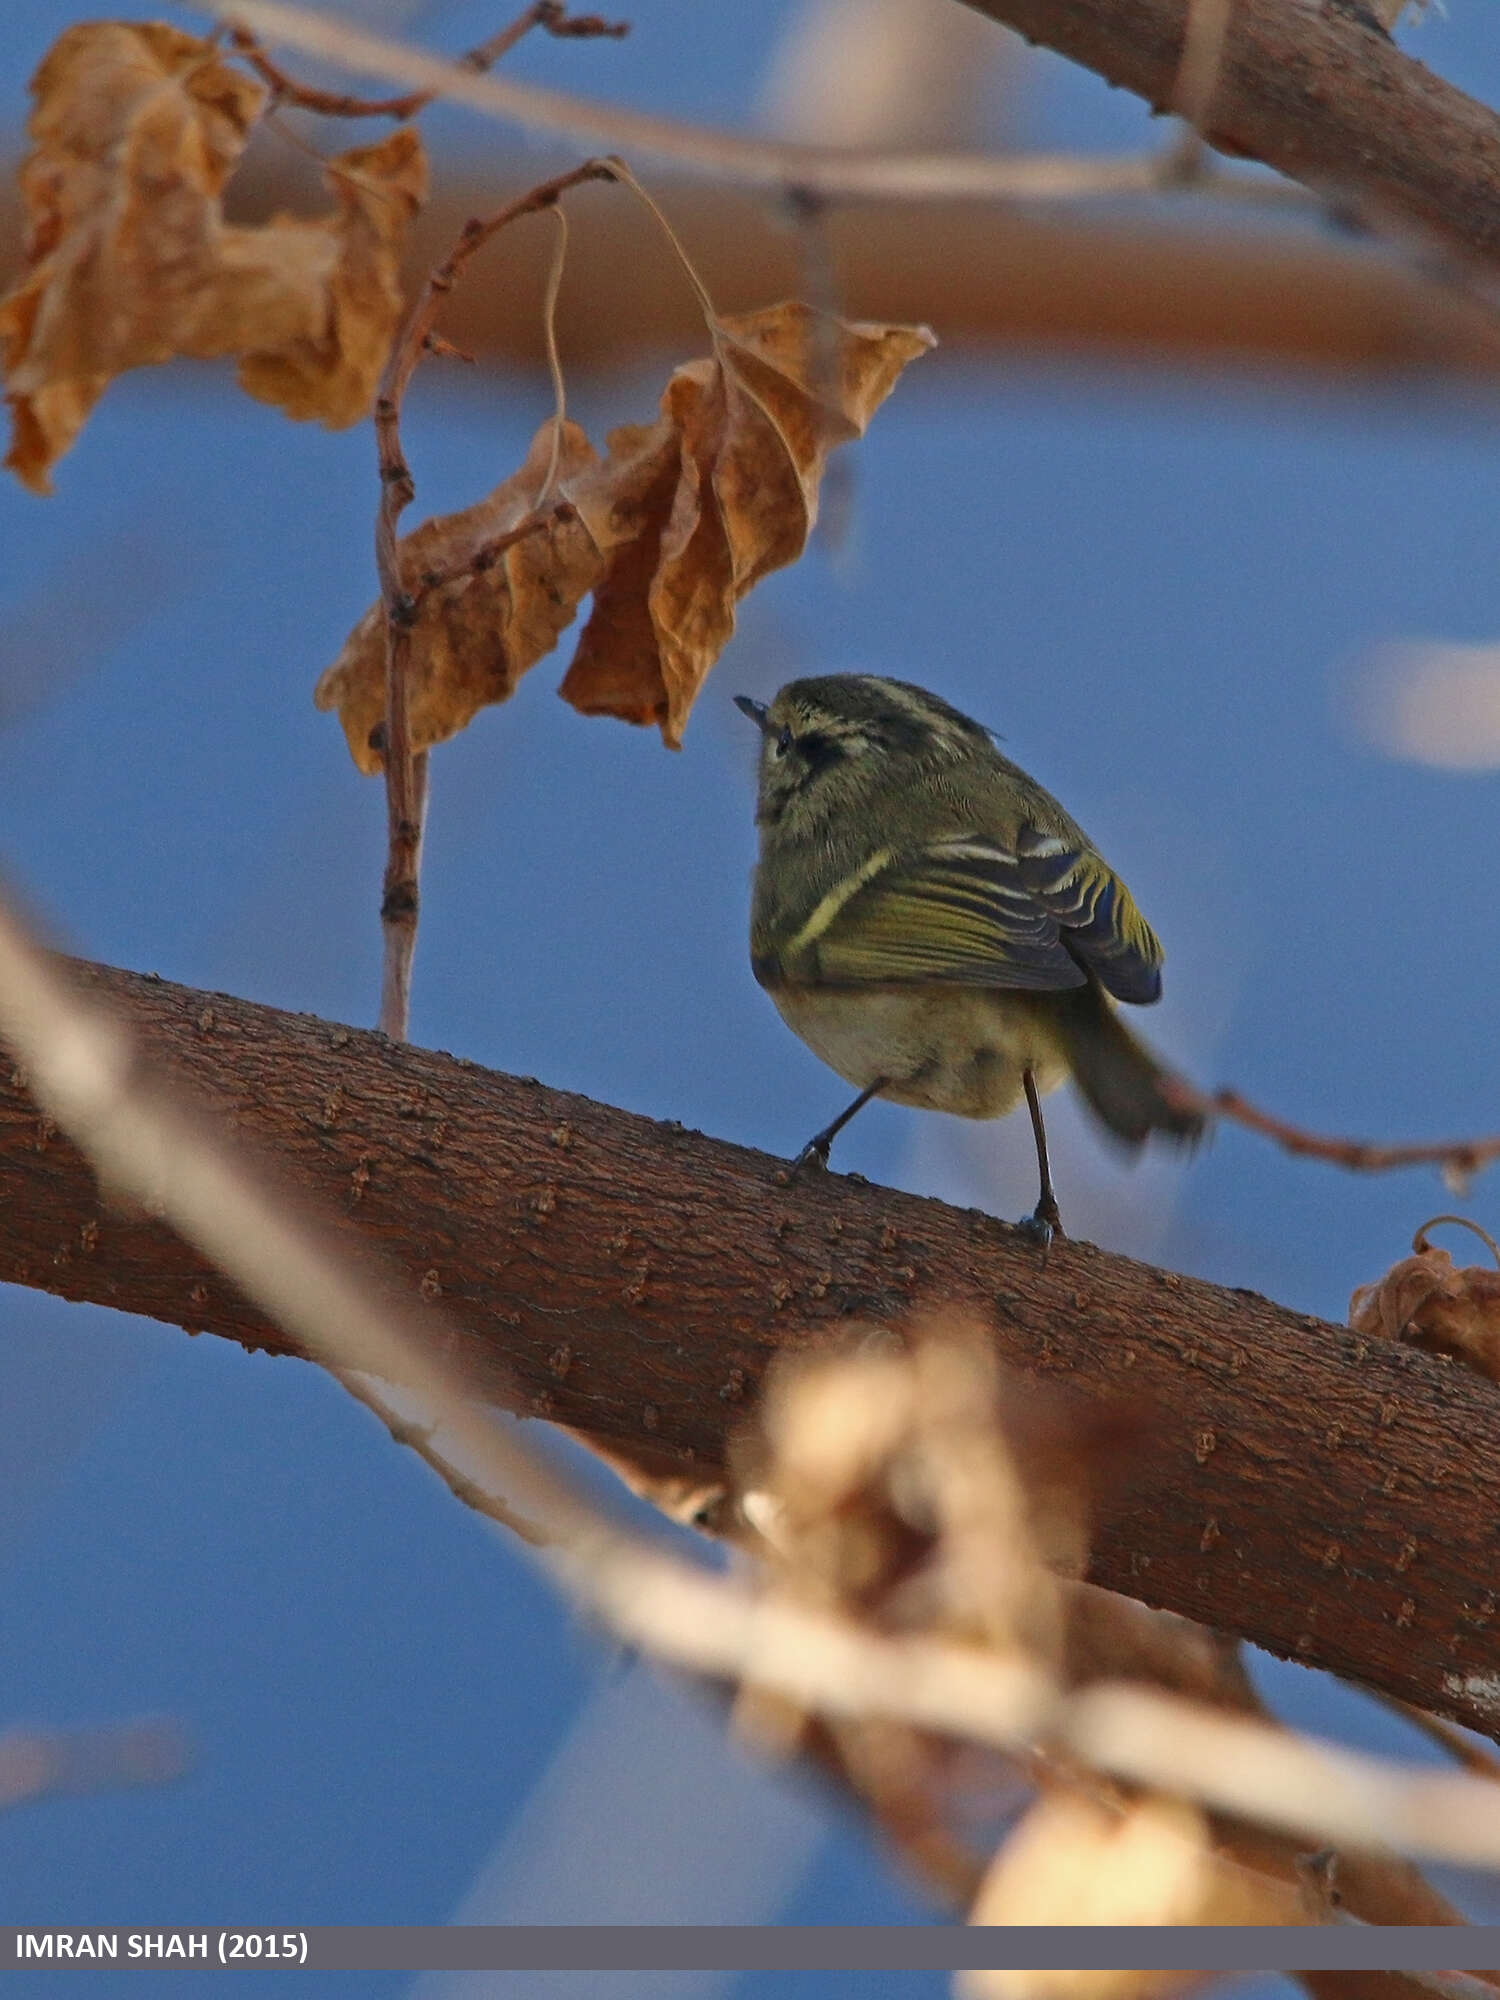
[735,674,1204,1239]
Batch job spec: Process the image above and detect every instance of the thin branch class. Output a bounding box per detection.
[370,157,616,1038]
[315,1365,1498,1938]
[227,1,627,123]
[209,0,1309,210]
[410,508,559,608]
[1375,1694,1500,1783]
[1204,1085,1500,1187]
[334,1369,549,1545]
[0,896,610,1551]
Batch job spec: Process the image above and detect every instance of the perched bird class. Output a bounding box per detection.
[735,674,1204,1238]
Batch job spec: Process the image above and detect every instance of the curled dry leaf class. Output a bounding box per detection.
[561,303,936,746]
[1349,1216,1500,1381]
[316,418,601,772]
[0,22,427,493]
[233,128,427,427]
[959,1792,1311,1999]
[317,303,933,765]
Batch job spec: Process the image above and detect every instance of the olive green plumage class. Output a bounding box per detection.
[736,674,1202,1230]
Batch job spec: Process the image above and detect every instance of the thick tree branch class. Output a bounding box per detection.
[15,946,1500,1881]
[959,0,1500,272]
[3,959,1500,1740]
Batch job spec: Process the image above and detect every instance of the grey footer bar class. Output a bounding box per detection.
[5,1928,1500,1972]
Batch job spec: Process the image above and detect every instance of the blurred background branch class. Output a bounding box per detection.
[0,1717,188,1815]
[2,0,1474,394]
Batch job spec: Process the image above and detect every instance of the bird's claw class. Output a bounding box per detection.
[1018,1197,1064,1256]
[782,1138,831,1183]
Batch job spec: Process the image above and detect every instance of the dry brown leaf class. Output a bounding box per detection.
[555,414,685,728]
[233,128,428,426]
[0,22,427,492]
[561,302,935,746]
[315,418,601,772]
[959,1793,1312,2000]
[1349,1218,1500,1379]
[319,302,931,768]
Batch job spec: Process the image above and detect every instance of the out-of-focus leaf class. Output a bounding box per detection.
[0,22,427,493]
[961,1792,1310,1996]
[1349,1218,1500,1380]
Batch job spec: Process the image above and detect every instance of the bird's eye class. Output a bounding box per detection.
[775,726,793,758]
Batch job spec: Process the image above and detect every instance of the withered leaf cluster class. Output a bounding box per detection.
[1349,1217,1500,1380]
[316,303,935,765]
[728,1330,1448,1956]
[0,22,428,493]
[962,1793,1309,1998]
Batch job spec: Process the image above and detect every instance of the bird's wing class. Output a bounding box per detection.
[773,833,1163,1003]
[1014,827,1163,1004]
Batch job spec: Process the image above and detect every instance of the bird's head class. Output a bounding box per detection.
[734,674,990,830]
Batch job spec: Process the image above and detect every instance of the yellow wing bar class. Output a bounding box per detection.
[779,834,1164,1005]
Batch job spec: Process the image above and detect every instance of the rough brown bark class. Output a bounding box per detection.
[960,0,1500,270]
[3,959,1500,1740]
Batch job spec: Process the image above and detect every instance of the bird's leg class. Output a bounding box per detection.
[1020,1066,1065,1247]
[786,1077,890,1179]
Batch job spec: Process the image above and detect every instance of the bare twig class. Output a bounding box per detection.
[409,508,559,608]
[333,1369,550,1545]
[210,1,1308,210]
[370,157,616,1038]
[1202,1085,1500,1187]
[1376,1694,1500,1783]
[228,1,627,123]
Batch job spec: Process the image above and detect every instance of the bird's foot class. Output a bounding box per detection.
[776,1136,832,1185]
[1018,1194,1064,1256]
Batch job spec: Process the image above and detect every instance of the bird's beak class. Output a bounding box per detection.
[734,694,771,732]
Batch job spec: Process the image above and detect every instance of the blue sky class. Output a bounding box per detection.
[2,0,1500,1990]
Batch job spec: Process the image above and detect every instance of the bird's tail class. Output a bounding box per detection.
[1051,981,1206,1151]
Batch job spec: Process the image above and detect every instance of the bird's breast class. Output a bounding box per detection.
[766,983,1070,1119]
